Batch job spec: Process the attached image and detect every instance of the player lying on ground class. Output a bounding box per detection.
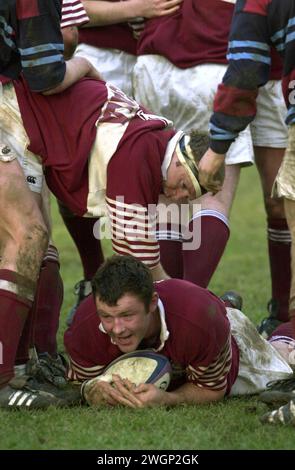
[64,255,295,408]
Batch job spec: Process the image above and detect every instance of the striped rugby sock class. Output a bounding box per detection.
[183,210,230,288]
[267,218,291,322]
[0,270,35,388]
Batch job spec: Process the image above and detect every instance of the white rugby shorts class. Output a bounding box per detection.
[0,83,43,194]
[134,56,289,161]
[227,307,293,395]
[133,56,254,166]
[75,43,136,97]
[274,125,295,200]
[252,80,288,148]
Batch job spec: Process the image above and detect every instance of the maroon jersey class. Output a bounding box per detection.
[79,24,137,55]
[137,0,282,79]
[13,77,104,214]
[64,279,239,394]
[61,0,89,28]
[78,0,136,55]
[13,77,175,267]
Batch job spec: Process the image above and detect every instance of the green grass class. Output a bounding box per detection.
[1,166,295,450]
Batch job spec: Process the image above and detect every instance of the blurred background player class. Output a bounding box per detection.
[132,0,290,338]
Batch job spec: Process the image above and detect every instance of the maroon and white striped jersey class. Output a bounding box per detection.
[61,0,89,28]
[78,0,137,54]
[64,279,239,394]
[13,77,175,268]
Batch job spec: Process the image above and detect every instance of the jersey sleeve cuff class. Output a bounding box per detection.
[209,138,232,155]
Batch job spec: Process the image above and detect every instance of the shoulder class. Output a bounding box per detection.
[156,279,225,316]
[64,295,100,348]
[156,279,229,336]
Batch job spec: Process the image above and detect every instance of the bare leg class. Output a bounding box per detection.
[0,160,47,280]
[255,147,286,219]
[24,182,64,358]
[0,159,48,386]
[255,146,290,334]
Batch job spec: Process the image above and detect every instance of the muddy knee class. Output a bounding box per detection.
[0,162,48,277]
[16,220,48,280]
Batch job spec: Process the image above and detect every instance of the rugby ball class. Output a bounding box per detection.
[87,350,172,390]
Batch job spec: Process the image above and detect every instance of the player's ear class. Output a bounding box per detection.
[149,292,159,313]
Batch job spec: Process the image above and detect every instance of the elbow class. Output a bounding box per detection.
[212,387,227,402]
[199,386,226,403]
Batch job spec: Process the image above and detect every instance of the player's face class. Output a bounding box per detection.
[163,153,196,202]
[96,293,158,353]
